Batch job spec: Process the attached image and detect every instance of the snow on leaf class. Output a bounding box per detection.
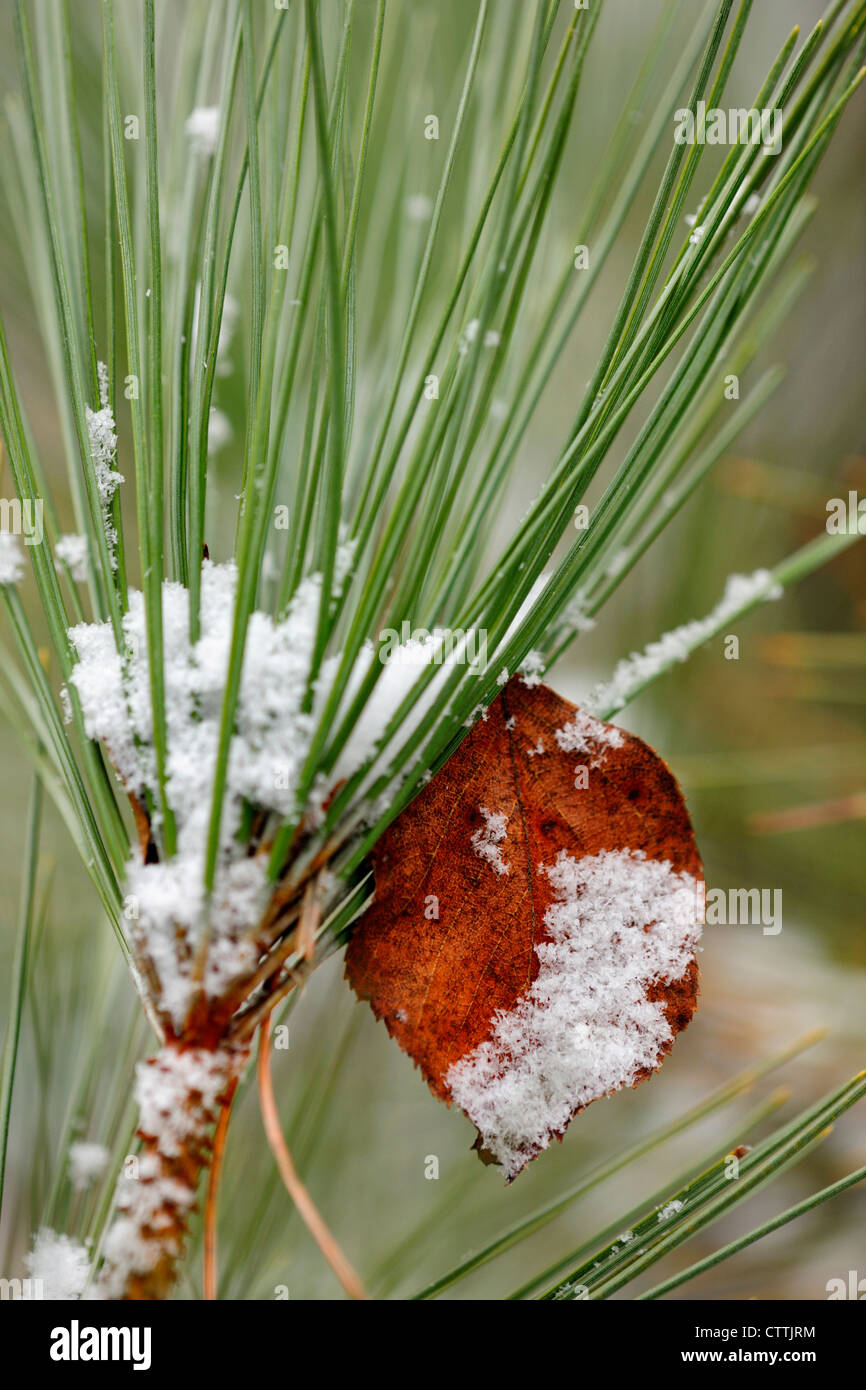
[345,679,703,1179]
[471,806,510,877]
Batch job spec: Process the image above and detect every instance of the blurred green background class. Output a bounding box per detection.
[0,0,863,1299]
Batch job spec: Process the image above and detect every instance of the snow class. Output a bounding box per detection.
[134,1047,234,1158]
[458,321,499,354]
[68,562,318,1023]
[25,1229,91,1299]
[657,1198,684,1221]
[518,650,546,688]
[98,1045,241,1298]
[586,569,784,715]
[68,1141,110,1191]
[471,806,510,877]
[68,560,496,1026]
[85,363,123,567]
[185,106,221,155]
[333,533,357,597]
[463,703,488,727]
[445,848,701,1179]
[0,531,24,585]
[604,549,630,580]
[100,1156,192,1298]
[563,591,596,633]
[55,533,89,582]
[66,615,143,795]
[331,630,482,785]
[555,707,624,767]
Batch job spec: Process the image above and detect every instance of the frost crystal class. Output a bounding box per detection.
[518,650,546,688]
[85,364,123,568]
[555,707,624,767]
[657,1198,684,1222]
[25,1229,91,1299]
[446,848,701,1179]
[471,806,510,877]
[586,568,784,715]
[55,533,89,582]
[85,401,120,499]
[0,531,25,585]
[463,703,488,727]
[563,590,596,633]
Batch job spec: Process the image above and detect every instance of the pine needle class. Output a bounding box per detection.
[256,1014,367,1301]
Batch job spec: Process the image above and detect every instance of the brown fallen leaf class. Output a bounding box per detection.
[346,679,704,1179]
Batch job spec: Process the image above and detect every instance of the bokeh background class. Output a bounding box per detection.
[0,0,863,1299]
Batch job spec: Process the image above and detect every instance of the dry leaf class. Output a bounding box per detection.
[346,679,704,1179]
